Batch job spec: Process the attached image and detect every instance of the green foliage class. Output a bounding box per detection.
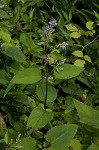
[11,67,41,84]
[55,64,84,79]
[46,124,78,150]
[27,106,53,129]
[0,0,99,149]
[74,99,99,129]
[36,83,57,102]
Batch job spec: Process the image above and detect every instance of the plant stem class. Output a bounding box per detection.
[42,39,49,149]
[82,34,99,51]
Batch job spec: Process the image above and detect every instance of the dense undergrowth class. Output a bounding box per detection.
[0,0,99,150]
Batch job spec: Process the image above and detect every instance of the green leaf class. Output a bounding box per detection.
[4,131,10,144]
[3,83,15,98]
[68,139,82,150]
[0,9,10,19]
[36,83,57,102]
[72,50,83,57]
[27,0,44,5]
[46,124,78,150]
[0,70,9,86]
[86,21,94,30]
[77,77,92,88]
[93,11,99,20]
[65,24,78,31]
[70,32,81,38]
[11,67,41,84]
[20,137,36,150]
[87,143,99,150]
[20,33,33,48]
[0,29,11,43]
[74,59,85,67]
[54,64,84,79]
[84,55,92,63]
[74,99,99,129]
[2,46,26,63]
[27,106,53,129]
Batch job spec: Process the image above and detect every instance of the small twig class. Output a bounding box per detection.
[82,34,99,51]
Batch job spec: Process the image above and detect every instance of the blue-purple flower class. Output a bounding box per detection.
[45,55,49,62]
[61,45,66,50]
[49,20,57,26]
[44,26,49,36]
[61,42,68,50]
[44,20,57,37]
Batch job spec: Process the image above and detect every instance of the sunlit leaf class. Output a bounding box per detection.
[65,24,78,31]
[74,59,85,67]
[0,29,11,43]
[84,55,92,63]
[86,21,94,30]
[72,50,83,57]
[70,32,81,38]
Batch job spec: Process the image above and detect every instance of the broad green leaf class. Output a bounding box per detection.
[87,143,99,150]
[0,9,10,19]
[54,64,84,79]
[20,137,36,150]
[2,47,26,63]
[36,83,57,102]
[11,67,41,84]
[0,29,11,43]
[84,55,92,63]
[70,32,81,38]
[65,24,78,31]
[86,21,94,30]
[74,99,99,129]
[72,50,83,57]
[27,106,53,129]
[46,124,78,150]
[74,59,85,67]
